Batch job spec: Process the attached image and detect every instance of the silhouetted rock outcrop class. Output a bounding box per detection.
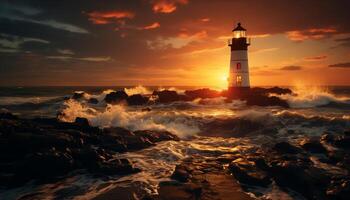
[153,90,183,103]
[184,88,221,100]
[88,98,99,104]
[104,91,128,104]
[127,94,149,105]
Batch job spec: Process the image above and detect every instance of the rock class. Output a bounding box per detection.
[229,158,271,187]
[88,98,99,104]
[74,117,90,127]
[246,95,289,108]
[268,160,331,199]
[264,87,292,95]
[158,181,201,200]
[133,130,180,143]
[0,110,17,120]
[272,142,302,154]
[300,139,328,154]
[18,150,74,180]
[334,135,350,149]
[344,130,350,136]
[104,91,128,104]
[127,94,149,105]
[153,90,181,103]
[0,116,180,188]
[321,133,335,144]
[327,179,350,200]
[171,165,191,182]
[94,158,140,175]
[72,92,85,100]
[141,107,152,112]
[184,88,221,100]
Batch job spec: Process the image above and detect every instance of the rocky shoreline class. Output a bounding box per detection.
[0,112,179,189]
[1,86,350,200]
[151,131,350,200]
[70,87,292,108]
[1,112,350,199]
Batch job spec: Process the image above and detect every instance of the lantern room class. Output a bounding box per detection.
[232,23,246,38]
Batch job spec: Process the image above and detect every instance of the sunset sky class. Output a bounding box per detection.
[0,0,350,88]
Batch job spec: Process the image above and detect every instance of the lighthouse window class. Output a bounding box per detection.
[236,62,241,70]
[236,75,242,86]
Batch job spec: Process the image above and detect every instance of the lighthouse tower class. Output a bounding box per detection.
[228,23,250,90]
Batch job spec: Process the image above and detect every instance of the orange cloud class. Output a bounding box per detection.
[152,0,188,13]
[87,11,135,24]
[286,28,337,41]
[141,22,160,30]
[304,55,327,61]
[200,18,210,22]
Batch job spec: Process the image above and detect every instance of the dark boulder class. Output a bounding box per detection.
[264,87,292,95]
[184,88,221,100]
[268,160,331,199]
[246,95,289,108]
[171,165,191,182]
[153,90,181,103]
[104,91,128,104]
[142,107,152,112]
[133,130,180,143]
[321,133,336,144]
[88,98,99,104]
[327,179,350,200]
[272,142,302,154]
[300,139,328,154]
[334,135,350,149]
[74,117,90,127]
[229,158,271,187]
[127,94,149,105]
[94,158,140,175]
[72,92,85,100]
[0,110,18,120]
[18,150,74,180]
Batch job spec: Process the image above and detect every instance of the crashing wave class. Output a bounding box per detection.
[276,86,350,108]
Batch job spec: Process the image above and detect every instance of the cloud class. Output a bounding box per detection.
[335,37,350,47]
[251,70,280,76]
[22,19,89,34]
[0,3,88,34]
[0,48,19,53]
[140,22,160,30]
[147,30,207,49]
[87,10,135,25]
[151,0,188,14]
[304,55,327,61]
[286,28,337,42]
[47,56,112,62]
[0,2,41,16]
[250,47,279,54]
[280,65,303,70]
[58,49,74,55]
[0,33,49,52]
[328,62,350,68]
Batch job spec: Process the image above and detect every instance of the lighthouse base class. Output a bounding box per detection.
[225,87,251,98]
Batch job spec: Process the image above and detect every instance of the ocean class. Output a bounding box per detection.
[0,85,350,199]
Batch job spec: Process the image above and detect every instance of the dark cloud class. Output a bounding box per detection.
[328,62,350,68]
[280,66,303,71]
[335,37,350,47]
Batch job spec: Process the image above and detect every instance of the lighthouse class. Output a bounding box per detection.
[228,23,250,90]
